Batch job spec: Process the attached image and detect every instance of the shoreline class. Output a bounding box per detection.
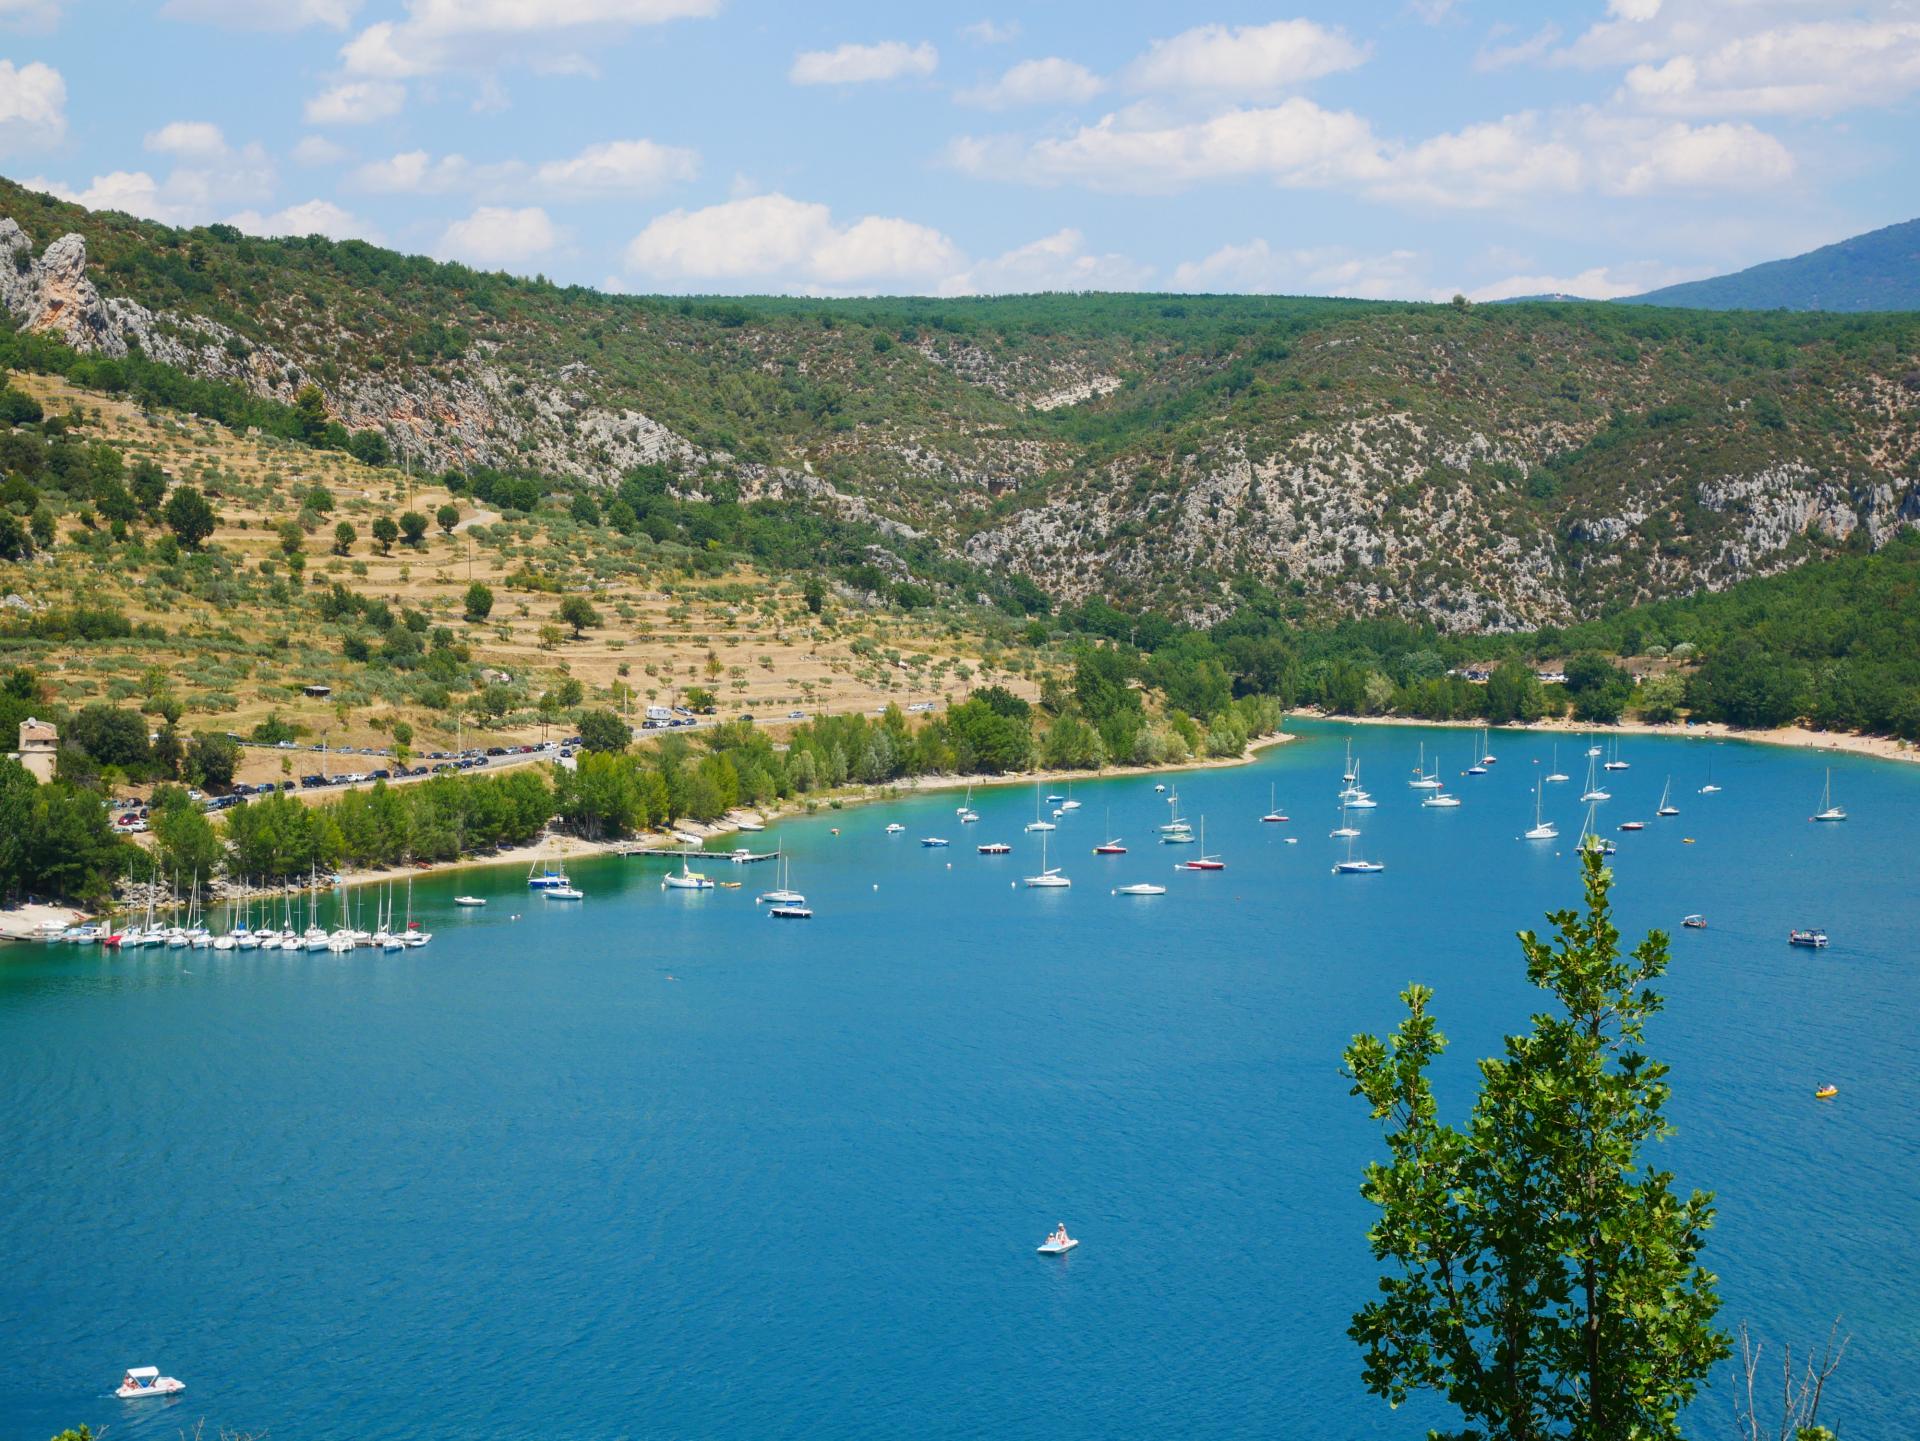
[316,731,1296,895]
[1292,710,1918,767]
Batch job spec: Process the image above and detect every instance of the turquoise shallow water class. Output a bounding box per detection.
[2,720,1917,1440]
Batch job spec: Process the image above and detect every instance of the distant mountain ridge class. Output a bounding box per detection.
[1630,218,1920,312]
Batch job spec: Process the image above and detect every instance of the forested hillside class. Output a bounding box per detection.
[1632,218,1920,313]
[5,176,1920,635]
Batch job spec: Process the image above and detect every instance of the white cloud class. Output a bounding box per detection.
[0,0,66,31]
[229,198,382,242]
[350,138,697,200]
[1598,117,1795,195]
[436,205,561,268]
[958,57,1105,110]
[0,58,65,152]
[1465,266,1657,302]
[532,138,699,196]
[1171,239,1426,298]
[950,98,1387,194]
[1126,19,1368,97]
[304,79,405,124]
[962,19,1019,45]
[292,134,349,166]
[340,0,719,78]
[161,0,359,27]
[351,149,479,193]
[941,229,1151,295]
[625,193,960,290]
[1476,24,1561,72]
[626,197,1146,296]
[143,120,228,159]
[1609,0,1663,21]
[28,136,276,224]
[1619,20,1920,117]
[25,170,168,221]
[1378,113,1584,207]
[790,39,938,86]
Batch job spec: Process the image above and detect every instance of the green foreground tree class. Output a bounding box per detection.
[1343,845,1727,1440]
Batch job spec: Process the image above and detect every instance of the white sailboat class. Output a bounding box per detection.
[1260,784,1286,823]
[1524,779,1558,840]
[1603,737,1630,772]
[1342,738,1357,784]
[1333,820,1385,873]
[1545,743,1569,784]
[756,854,805,906]
[1059,782,1081,812]
[1409,742,1442,790]
[1656,777,1679,817]
[1577,805,1616,855]
[1176,817,1224,870]
[1812,767,1846,822]
[663,857,714,890]
[956,783,979,823]
[1466,727,1488,775]
[1025,782,1056,833]
[1024,830,1071,888]
[1699,760,1721,795]
[1114,882,1166,896]
[1580,753,1610,803]
[1330,795,1360,839]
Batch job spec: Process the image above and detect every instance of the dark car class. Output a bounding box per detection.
[371,768,391,780]
[299,774,325,788]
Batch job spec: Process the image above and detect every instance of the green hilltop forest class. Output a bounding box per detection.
[1631,217,1920,314]
[4,175,1919,633]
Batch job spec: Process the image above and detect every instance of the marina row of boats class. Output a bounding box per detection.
[46,875,433,951]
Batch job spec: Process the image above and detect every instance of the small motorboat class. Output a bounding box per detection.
[885,823,905,834]
[921,836,949,848]
[769,904,813,920]
[958,809,979,823]
[1045,793,1065,804]
[1815,1084,1838,1100]
[454,896,486,907]
[1114,883,1166,896]
[1421,792,1462,809]
[1153,783,1166,793]
[1037,1224,1078,1255]
[1333,859,1386,874]
[1094,840,1126,855]
[1024,820,1056,833]
[544,886,584,900]
[1617,821,1645,832]
[977,842,1012,855]
[735,820,765,832]
[1681,914,1706,929]
[718,881,743,890]
[1789,928,1830,949]
[116,1366,184,1399]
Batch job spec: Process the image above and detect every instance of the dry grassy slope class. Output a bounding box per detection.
[3,374,1041,787]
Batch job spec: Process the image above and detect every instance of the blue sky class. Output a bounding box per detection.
[0,1,1914,299]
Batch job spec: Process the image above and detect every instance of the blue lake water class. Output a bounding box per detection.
[3,720,1917,1440]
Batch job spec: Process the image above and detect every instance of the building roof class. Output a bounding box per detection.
[19,717,57,742]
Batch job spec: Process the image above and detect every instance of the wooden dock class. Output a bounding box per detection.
[617,847,781,864]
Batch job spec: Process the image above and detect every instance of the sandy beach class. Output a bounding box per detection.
[1295,710,1918,766]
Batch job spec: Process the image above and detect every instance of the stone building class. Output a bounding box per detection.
[9,717,57,783]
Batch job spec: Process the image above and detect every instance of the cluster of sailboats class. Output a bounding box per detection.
[97,872,432,951]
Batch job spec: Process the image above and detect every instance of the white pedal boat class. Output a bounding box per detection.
[116,1367,184,1399]
[1037,1226,1078,1255]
